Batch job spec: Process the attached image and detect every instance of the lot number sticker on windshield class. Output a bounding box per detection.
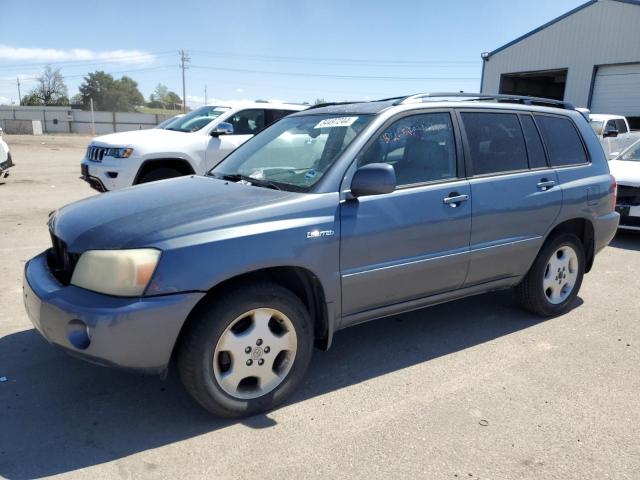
[314,117,359,129]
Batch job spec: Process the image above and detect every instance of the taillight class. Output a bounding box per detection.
[610,174,617,212]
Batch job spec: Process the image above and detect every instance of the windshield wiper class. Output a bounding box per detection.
[218,173,282,190]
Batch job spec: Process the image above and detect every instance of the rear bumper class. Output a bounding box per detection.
[24,251,204,374]
[594,211,620,254]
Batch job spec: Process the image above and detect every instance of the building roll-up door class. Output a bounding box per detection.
[590,63,640,117]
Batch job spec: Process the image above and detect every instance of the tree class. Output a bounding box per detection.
[313,98,327,106]
[78,71,144,111]
[149,83,182,110]
[22,65,69,106]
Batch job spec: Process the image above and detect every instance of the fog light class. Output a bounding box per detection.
[67,319,91,350]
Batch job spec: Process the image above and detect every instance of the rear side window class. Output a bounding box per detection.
[461,112,528,175]
[519,115,547,169]
[535,115,588,167]
[615,119,629,134]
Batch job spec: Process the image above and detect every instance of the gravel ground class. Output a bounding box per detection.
[0,134,638,480]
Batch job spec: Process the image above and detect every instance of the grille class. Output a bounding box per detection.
[620,215,640,228]
[617,185,640,205]
[47,233,79,285]
[87,145,108,162]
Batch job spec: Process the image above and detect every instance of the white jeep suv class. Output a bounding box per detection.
[80,102,307,191]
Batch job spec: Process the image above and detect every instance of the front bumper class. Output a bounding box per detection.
[23,251,204,374]
[1,155,14,177]
[81,157,138,192]
[615,205,640,231]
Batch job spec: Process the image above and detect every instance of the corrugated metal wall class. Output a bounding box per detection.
[481,0,640,108]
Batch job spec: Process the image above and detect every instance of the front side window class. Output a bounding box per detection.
[535,115,588,167]
[225,109,266,135]
[359,113,457,186]
[461,112,528,175]
[211,114,373,190]
[160,106,230,132]
[590,120,604,136]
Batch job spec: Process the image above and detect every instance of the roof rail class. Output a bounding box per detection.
[306,101,363,110]
[394,92,576,111]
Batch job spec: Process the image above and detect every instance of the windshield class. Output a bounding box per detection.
[619,141,640,162]
[156,115,183,129]
[590,120,603,135]
[160,106,231,132]
[211,113,373,190]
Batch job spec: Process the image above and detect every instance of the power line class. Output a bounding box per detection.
[190,49,478,67]
[190,64,478,82]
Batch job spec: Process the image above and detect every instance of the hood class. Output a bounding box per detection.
[51,176,301,251]
[91,128,193,147]
[610,160,640,187]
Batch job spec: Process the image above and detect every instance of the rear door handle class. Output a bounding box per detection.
[537,179,555,191]
[443,194,469,207]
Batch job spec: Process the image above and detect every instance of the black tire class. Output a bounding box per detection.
[515,233,585,316]
[138,167,183,184]
[177,283,314,418]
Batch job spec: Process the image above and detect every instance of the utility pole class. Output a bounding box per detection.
[179,50,190,113]
[16,77,21,106]
[204,84,207,105]
[90,98,96,135]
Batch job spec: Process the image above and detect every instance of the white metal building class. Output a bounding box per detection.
[480,0,640,127]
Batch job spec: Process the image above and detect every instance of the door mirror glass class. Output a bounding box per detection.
[350,163,396,197]
[211,122,234,137]
[603,124,619,138]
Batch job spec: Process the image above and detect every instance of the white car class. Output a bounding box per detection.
[81,102,307,191]
[589,114,640,159]
[0,128,14,179]
[610,139,640,231]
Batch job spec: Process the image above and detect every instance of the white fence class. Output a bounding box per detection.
[0,106,176,134]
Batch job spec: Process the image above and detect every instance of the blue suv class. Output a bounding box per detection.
[23,93,619,417]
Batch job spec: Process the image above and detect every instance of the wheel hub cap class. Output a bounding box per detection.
[543,245,579,305]
[213,308,297,400]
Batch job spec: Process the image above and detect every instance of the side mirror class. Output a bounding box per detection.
[603,125,619,138]
[211,122,234,137]
[350,163,396,197]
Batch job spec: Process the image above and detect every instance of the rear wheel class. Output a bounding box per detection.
[138,167,183,184]
[515,233,585,316]
[178,283,313,418]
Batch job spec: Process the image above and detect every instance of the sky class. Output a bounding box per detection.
[0,0,586,108]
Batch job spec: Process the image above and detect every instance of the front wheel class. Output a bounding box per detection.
[515,233,585,316]
[138,167,183,184]
[177,283,314,418]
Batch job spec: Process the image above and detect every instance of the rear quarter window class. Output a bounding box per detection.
[535,115,588,167]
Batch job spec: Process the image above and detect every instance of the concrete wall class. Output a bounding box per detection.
[481,0,640,107]
[0,106,175,134]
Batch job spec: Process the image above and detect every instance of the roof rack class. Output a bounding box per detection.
[394,92,576,111]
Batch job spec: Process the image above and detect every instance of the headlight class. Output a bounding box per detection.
[70,249,161,296]
[108,147,134,158]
